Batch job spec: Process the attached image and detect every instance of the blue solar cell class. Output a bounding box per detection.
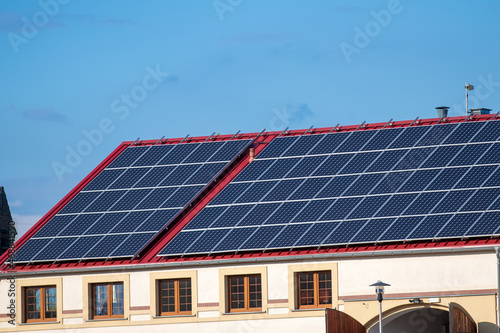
[238,203,280,226]
[289,177,331,200]
[111,232,156,257]
[407,214,453,240]
[398,169,439,192]
[367,150,407,172]
[436,213,483,238]
[415,123,458,146]
[444,121,486,144]
[211,205,254,228]
[283,134,325,157]
[339,152,381,174]
[348,195,391,219]
[14,238,53,262]
[184,142,225,163]
[136,209,180,232]
[185,162,226,184]
[84,234,129,258]
[375,193,418,217]
[323,220,368,245]
[265,201,307,224]
[185,206,228,230]
[431,190,475,213]
[426,167,469,191]
[312,154,354,177]
[336,131,376,152]
[262,179,304,202]
[58,235,102,260]
[233,159,275,182]
[294,222,338,247]
[159,230,204,256]
[84,212,127,235]
[321,197,362,221]
[344,173,385,196]
[257,136,299,159]
[403,192,446,215]
[378,216,422,241]
[133,166,175,188]
[455,165,497,189]
[420,145,463,168]
[210,182,252,205]
[460,188,500,212]
[161,185,203,208]
[350,218,395,243]
[84,190,126,213]
[393,147,435,170]
[484,168,500,187]
[157,143,201,165]
[465,211,500,236]
[316,175,358,198]
[109,167,151,189]
[286,155,328,178]
[362,128,404,151]
[239,225,283,250]
[309,132,351,155]
[84,169,126,191]
[292,199,335,223]
[208,140,251,162]
[260,158,301,180]
[35,215,77,238]
[186,228,229,254]
[59,214,102,236]
[110,210,155,233]
[59,191,101,214]
[478,143,500,164]
[236,181,278,203]
[109,189,152,211]
[389,126,431,149]
[212,227,257,252]
[160,164,202,186]
[471,120,500,142]
[488,196,500,211]
[108,146,149,168]
[33,237,76,261]
[132,145,174,166]
[371,171,412,194]
[449,143,491,166]
[267,223,312,248]
[135,187,177,210]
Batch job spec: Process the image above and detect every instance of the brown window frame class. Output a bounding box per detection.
[157,278,192,316]
[91,282,124,320]
[227,274,262,313]
[24,285,57,323]
[296,271,332,309]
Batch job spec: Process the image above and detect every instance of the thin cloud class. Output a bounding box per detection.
[0,11,66,33]
[284,103,314,122]
[22,108,68,123]
[61,14,139,27]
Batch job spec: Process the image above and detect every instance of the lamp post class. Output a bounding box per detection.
[370,281,390,333]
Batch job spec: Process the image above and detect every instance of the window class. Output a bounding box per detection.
[228,274,261,312]
[158,279,192,316]
[24,286,57,322]
[297,271,332,309]
[91,283,124,319]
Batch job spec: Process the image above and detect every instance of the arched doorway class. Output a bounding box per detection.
[368,307,449,333]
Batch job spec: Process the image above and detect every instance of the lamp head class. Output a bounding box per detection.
[369,281,390,302]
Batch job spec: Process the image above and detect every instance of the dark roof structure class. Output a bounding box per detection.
[0,186,16,254]
[2,113,500,272]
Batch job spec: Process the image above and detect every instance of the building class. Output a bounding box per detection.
[1,112,499,333]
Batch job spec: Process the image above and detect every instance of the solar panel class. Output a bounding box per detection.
[15,139,252,263]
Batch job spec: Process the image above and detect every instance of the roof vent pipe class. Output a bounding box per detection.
[470,108,492,115]
[249,148,255,162]
[435,106,450,118]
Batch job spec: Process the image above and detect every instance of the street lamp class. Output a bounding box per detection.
[370,280,390,333]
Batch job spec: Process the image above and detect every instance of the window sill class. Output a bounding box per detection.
[291,307,334,312]
[222,311,266,315]
[85,317,128,322]
[19,321,60,326]
[153,314,196,319]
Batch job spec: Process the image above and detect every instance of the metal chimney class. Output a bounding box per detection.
[435,106,450,118]
[470,108,492,115]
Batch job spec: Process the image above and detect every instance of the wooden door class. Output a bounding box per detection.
[449,303,476,333]
[326,308,366,333]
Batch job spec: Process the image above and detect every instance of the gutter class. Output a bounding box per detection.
[1,244,497,278]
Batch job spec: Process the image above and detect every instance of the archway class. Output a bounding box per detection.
[368,306,449,333]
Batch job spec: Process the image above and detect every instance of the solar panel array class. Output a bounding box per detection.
[159,120,500,256]
[14,139,251,263]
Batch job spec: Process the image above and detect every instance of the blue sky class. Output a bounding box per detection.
[1,0,499,239]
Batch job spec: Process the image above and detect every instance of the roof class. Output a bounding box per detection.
[2,113,500,273]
